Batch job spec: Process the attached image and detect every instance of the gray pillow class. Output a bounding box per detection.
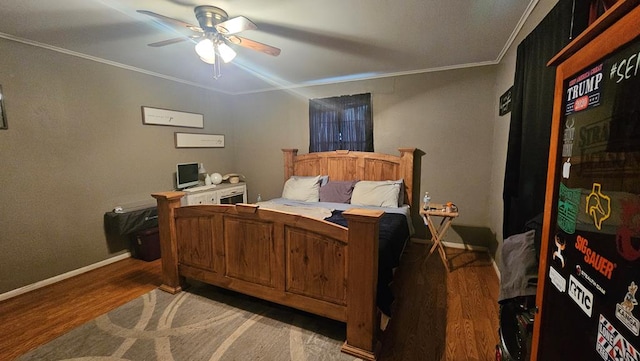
[319,180,358,203]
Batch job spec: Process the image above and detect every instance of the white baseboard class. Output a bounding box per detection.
[0,252,132,302]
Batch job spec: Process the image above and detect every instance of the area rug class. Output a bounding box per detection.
[17,283,361,361]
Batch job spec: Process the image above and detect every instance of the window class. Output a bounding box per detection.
[309,93,373,152]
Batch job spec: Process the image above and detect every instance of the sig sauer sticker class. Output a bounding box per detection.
[575,234,616,280]
[597,314,639,361]
[558,183,581,234]
[585,183,611,230]
[616,281,639,336]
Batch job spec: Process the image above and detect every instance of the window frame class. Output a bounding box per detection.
[308,93,373,153]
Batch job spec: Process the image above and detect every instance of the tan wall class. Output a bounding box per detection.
[0,38,234,293]
[229,67,498,243]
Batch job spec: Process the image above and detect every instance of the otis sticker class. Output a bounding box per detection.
[597,314,639,361]
[549,266,567,293]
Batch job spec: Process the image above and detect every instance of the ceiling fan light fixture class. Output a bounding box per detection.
[195,38,216,61]
[140,5,279,79]
[199,55,216,64]
[217,42,236,63]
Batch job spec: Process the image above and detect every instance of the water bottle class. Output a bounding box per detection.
[423,192,431,210]
[256,193,262,202]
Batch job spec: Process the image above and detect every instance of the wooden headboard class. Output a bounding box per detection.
[282,148,416,208]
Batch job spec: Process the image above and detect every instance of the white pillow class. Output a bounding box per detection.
[297,175,329,187]
[282,175,322,202]
[351,180,401,208]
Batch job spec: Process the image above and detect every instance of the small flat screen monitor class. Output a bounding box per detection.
[176,162,199,189]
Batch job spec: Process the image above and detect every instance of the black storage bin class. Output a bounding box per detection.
[133,227,161,261]
[104,207,158,236]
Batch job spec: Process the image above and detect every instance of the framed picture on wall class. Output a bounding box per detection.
[175,132,225,148]
[141,106,204,128]
[0,85,7,130]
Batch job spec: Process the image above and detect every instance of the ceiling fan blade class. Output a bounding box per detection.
[147,35,202,47]
[215,16,257,35]
[227,36,281,56]
[137,10,203,33]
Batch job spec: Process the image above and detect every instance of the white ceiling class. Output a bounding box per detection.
[0,0,537,95]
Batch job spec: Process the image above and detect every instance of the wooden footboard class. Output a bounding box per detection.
[151,192,383,360]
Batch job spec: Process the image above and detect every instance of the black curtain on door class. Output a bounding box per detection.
[503,0,589,239]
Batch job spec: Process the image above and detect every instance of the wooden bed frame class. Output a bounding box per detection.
[151,148,415,360]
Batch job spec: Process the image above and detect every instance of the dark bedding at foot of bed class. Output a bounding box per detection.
[325,210,410,316]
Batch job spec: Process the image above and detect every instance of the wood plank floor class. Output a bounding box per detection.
[380,241,500,361]
[0,241,500,361]
[0,257,162,361]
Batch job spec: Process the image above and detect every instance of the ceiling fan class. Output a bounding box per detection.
[138,5,281,79]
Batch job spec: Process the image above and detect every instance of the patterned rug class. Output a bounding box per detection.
[18,283,361,361]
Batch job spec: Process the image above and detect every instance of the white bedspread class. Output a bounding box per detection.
[256,201,333,220]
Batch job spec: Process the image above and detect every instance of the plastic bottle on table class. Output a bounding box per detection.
[422,192,431,210]
[256,193,262,202]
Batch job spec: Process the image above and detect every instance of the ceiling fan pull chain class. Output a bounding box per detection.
[213,54,222,79]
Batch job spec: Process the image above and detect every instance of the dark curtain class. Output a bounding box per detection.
[503,0,589,239]
[309,93,373,152]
